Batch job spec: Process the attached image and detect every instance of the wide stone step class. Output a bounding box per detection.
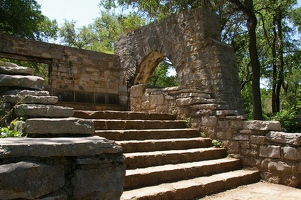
[74,110,177,120]
[124,148,227,169]
[117,138,212,153]
[124,158,242,190]
[93,119,187,130]
[95,129,200,140]
[121,169,260,200]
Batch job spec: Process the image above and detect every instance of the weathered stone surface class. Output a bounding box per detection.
[0,161,64,199]
[283,146,301,160]
[25,117,94,135]
[15,104,74,118]
[267,131,301,146]
[0,136,122,158]
[0,74,44,90]
[3,95,58,104]
[250,135,266,144]
[72,164,125,200]
[2,89,50,96]
[262,159,292,172]
[0,64,34,75]
[243,120,281,131]
[259,145,281,158]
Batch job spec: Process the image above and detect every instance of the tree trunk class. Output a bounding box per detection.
[228,0,263,119]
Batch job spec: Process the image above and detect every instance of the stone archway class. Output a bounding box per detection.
[115,8,244,114]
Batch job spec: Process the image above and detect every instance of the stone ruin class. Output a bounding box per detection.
[0,62,125,199]
[0,7,301,192]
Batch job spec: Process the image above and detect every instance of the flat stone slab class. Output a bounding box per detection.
[3,95,58,104]
[0,74,44,90]
[0,136,122,158]
[2,89,50,96]
[0,63,34,75]
[243,120,281,131]
[15,104,74,118]
[25,117,95,135]
[267,131,301,146]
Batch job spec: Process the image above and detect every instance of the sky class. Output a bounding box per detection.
[37,0,301,28]
[36,0,101,27]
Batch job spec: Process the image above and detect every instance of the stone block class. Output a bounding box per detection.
[283,146,301,160]
[0,63,34,75]
[243,120,281,131]
[262,160,292,172]
[0,74,44,90]
[0,162,64,199]
[2,89,50,96]
[14,104,74,118]
[267,131,301,146]
[25,117,94,135]
[233,134,249,141]
[3,95,58,104]
[0,136,122,158]
[259,145,281,158]
[201,116,217,127]
[72,164,125,200]
[250,135,266,144]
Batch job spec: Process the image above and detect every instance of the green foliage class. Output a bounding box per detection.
[199,132,206,138]
[271,109,299,132]
[212,139,222,148]
[0,120,22,138]
[0,0,58,41]
[149,58,179,87]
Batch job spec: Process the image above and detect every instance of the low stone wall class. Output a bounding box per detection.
[130,85,301,187]
[0,137,125,200]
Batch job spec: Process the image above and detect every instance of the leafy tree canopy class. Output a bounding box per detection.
[0,0,58,41]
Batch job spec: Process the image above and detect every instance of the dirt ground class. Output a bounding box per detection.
[200,181,301,200]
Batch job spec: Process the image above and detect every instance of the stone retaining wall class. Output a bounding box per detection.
[130,85,301,188]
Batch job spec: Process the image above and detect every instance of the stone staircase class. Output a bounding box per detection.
[74,110,260,200]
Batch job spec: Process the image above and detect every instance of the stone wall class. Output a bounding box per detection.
[115,8,244,114]
[0,34,125,108]
[130,85,301,188]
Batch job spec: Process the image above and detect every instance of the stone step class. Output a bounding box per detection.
[57,102,125,112]
[3,95,58,104]
[95,129,200,140]
[93,119,187,130]
[25,117,95,137]
[121,169,260,200]
[74,110,177,120]
[14,104,74,118]
[0,74,44,90]
[124,148,227,169]
[124,158,242,190]
[117,138,212,153]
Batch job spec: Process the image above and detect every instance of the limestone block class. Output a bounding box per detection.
[267,131,301,146]
[3,95,58,104]
[0,63,34,75]
[0,74,44,90]
[201,116,217,127]
[25,117,94,135]
[283,146,301,160]
[262,160,292,172]
[233,134,249,141]
[2,89,50,96]
[0,136,122,158]
[15,104,74,118]
[0,162,64,199]
[250,135,266,144]
[243,120,281,131]
[72,164,125,200]
[259,145,281,158]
